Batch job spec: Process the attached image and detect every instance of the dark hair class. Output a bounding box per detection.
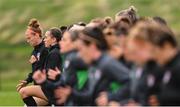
[81,27,109,50]
[49,27,62,42]
[109,21,130,36]
[149,23,177,47]
[115,6,138,25]
[67,22,86,30]
[60,26,68,35]
[89,18,108,30]
[104,16,114,25]
[154,31,177,48]
[77,22,86,26]
[153,16,167,25]
[28,18,42,37]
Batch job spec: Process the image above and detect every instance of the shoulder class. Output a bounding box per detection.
[100,54,120,67]
[50,47,60,55]
[100,54,129,72]
[48,48,61,60]
[66,52,78,61]
[40,46,48,55]
[66,52,84,66]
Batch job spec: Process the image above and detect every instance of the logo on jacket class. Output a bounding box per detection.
[147,74,155,87]
[94,69,102,80]
[64,60,70,69]
[163,70,171,84]
[37,52,40,61]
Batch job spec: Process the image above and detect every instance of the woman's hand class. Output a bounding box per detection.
[33,70,46,84]
[16,80,27,92]
[108,101,121,107]
[148,95,159,106]
[29,55,37,64]
[47,67,61,80]
[96,91,108,106]
[54,86,72,105]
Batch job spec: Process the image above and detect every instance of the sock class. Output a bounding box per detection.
[23,96,37,106]
[45,103,52,106]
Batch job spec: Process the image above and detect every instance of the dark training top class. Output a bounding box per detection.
[71,53,130,105]
[41,44,63,105]
[158,51,180,106]
[43,50,88,88]
[42,50,89,105]
[60,50,88,87]
[25,41,48,84]
[60,50,88,106]
[107,61,163,106]
[44,44,62,73]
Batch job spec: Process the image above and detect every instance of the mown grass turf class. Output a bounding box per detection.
[0,70,28,105]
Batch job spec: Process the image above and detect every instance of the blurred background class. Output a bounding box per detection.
[0,0,180,105]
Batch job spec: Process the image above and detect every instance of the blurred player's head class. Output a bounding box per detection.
[77,27,108,64]
[60,28,84,54]
[127,18,177,66]
[87,17,113,30]
[107,21,131,59]
[115,6,138,26]
[153,16,167,25]
[126,18,156,66]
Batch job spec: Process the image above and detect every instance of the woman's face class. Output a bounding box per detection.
[153,47,163,64]
[25,28,39,47]
[108,45,123,59]
[152,43,174,65]
[76,38,95,64]
[126,39,154,65]
[44,31,55,48]
[59,32,74,54]
[117,35,127,49]
[103,28,118,47]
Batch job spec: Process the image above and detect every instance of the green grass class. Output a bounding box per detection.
[0,0,180,105]
[0,70,28,105]
[0,91,23,105]
[0,42,31,105]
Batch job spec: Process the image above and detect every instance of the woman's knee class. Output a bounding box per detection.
[19,85,47,101]
[19,87,29,98]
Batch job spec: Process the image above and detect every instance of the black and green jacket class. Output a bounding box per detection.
[71,53,130,105]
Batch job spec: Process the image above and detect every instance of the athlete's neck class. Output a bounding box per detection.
[34,39,42,47]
